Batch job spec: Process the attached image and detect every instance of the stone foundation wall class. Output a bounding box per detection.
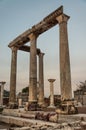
[77,107,86,114]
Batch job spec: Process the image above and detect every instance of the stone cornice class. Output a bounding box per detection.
[8,6,63,48]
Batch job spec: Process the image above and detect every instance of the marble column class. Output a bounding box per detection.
[9,47,17,106]
[38,52,44,106]
[48,79,56,108]
[0,82,6,106]
[56,14,72,100]
[29,33,38,103]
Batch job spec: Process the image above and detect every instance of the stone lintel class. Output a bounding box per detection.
[19,45,41,55]
[8,6,63,48]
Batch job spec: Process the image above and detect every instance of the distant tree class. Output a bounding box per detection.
[76,80,86,90]
[22,86,29,93]
[4,90,9,97]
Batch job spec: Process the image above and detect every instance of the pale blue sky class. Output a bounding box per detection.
[0,0,86,97]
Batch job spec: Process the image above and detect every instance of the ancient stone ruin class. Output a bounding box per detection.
[8,6,72,109]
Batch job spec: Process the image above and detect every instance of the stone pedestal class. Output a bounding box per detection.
[48,79,56,108]
[56,14,72,100]
[0,81,6,106]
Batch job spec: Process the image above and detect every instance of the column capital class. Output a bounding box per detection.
[11,46,18,51]
[48,79,56,83]
[56,14,70,24]
[0,81,6,85]
[39,52,45,57]
[28,33,39,40]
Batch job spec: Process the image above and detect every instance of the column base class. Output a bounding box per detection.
[9,102,18,109]
[48,105,56,108]
[38,101,45,107]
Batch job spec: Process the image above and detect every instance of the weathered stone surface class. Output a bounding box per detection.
[56,14,72,100]
[9,47,17,107]
[49,113,58,123]
[21,113,35,119]
[80,121,86,129]
[74,127,82,130]
[38,53,44,106]
[2,109,19,117]
[8,6,63,47]
[29,33,38,103]
[48,79,56,108]
[13,127,31,130]
[0,113,86,130]
[0,81,6,106]
[8,6,72,109]
[0,115,9,123]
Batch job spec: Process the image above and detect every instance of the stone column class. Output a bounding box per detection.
[56,14,72,100]
[18,98,22,108]
[29,33,38,103]
[48,79,56,108]
[0,84,1,106]
[9,47,18,107]
[0,82,6,106]
[38,52,44,106]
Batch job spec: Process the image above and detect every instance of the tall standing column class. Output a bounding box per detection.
[0,82,6,106]
[9,47,17,107]
[29,33,38,103]
[56,14,72,100]
[48,79,56,108]
[38,52,44,106]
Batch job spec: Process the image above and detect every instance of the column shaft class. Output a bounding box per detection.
[9,47,17,105]
[50,82,54,106]
[0,86,3,106]
[29,33,37,102]
[0,82,6,106]
[0,86,1,105]
[56,14,72,100]
[48,79,55,108]
[38,53,44,105]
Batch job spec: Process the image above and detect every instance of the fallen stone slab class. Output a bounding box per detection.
[21,113,35,119]
[10,126,31,130]
[0,114,57,127]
